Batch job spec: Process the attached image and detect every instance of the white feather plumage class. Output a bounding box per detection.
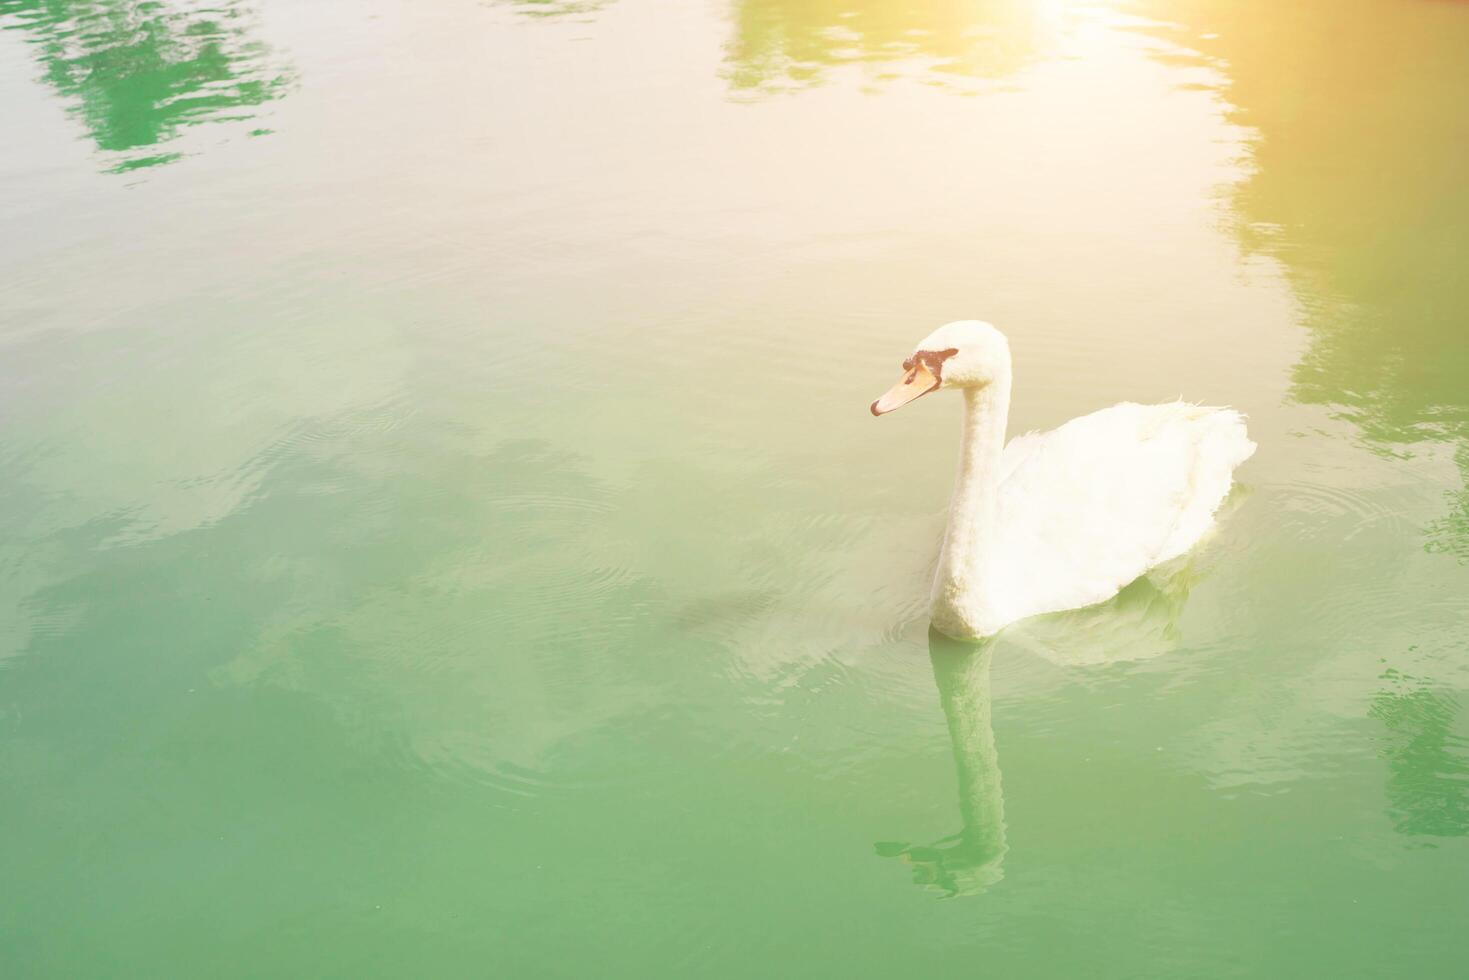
[877,321,1255,639]
[985,400,1254,632]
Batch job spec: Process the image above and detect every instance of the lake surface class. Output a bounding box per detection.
[4,0,1469,975]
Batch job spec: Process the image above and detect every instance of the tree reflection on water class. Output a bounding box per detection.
[1154,0,1469,558]
[499,0,613,18]
[0,0,292,171]
[1152,0,1469,840]
[1371,675,1469,840]
[722,0,1051,95]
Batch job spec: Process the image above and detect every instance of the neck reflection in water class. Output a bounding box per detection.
[876,631,1007,898]
[879,553,1208,897]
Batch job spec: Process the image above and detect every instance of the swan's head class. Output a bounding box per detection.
[870,321,1010,416]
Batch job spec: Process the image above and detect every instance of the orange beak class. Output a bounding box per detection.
[871,360,940,416]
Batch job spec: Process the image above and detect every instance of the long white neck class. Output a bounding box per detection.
[930,372,1011,638]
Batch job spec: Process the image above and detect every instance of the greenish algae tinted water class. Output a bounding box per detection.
[3,0,1469,975]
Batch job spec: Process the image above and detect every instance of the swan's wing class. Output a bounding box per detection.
[993,402,1254,626]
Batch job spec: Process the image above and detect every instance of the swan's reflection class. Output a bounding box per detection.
[1003,552,1201,668]
[880,558,1202,896]
[876,632,1007,897]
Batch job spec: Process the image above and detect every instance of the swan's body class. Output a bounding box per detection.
[872,321,1254,639]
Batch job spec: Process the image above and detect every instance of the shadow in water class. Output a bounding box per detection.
[0,0,293,172]
[723,0,1052,96]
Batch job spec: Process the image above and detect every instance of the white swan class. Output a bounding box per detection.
[871,321,1255,640]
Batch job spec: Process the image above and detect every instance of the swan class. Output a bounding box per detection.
[871,320,1255,640]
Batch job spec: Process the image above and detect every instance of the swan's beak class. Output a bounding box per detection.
[870,361,940,416]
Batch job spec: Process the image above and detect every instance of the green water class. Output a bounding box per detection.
[3,0,1469,974]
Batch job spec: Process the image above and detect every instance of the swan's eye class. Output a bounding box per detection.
[902,358,914,372]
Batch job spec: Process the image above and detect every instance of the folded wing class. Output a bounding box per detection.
[993,402,1255,626]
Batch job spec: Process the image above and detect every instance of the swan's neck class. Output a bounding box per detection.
[931,377,1011,637]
